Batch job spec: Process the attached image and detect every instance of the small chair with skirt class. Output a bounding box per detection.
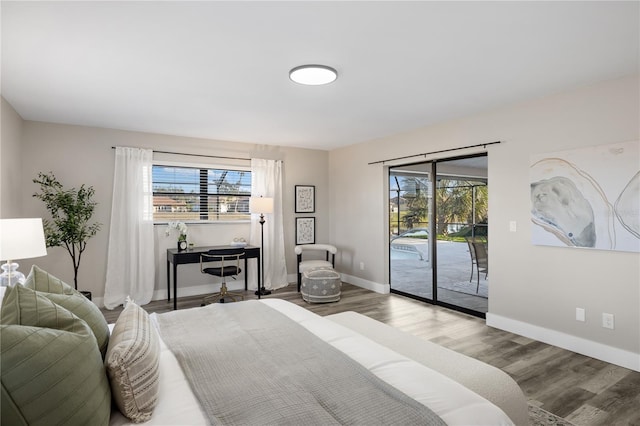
[295,244,341,303]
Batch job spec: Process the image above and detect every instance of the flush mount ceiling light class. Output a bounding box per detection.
[289,65,338,86]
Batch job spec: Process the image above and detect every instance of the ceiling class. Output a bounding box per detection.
[2,1,638,151]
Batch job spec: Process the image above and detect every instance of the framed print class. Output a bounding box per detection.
[530,140,639,253]
[296,217,315,245]
[295,185,315,213]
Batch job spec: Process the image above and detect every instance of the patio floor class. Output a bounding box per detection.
[391,240,488,313]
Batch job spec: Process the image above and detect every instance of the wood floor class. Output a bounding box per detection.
[101,283,640,426]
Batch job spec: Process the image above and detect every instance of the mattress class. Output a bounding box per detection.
[325,311,529,425]
[110,299,517,425]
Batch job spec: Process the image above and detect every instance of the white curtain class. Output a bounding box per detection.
[250,158,288,290]
[104,147,155,309]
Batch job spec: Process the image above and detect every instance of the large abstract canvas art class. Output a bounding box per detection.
[530,140,639,253]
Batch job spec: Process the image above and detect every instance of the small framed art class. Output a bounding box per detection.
[295,217,315,245]
[295,185,315,213]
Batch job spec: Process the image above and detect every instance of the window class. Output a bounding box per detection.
[152,164,251,222]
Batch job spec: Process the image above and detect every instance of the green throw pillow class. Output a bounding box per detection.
[1,325,111,426]
[23,265,109,358]
[22,264,75,294]
[1,284,86,332]
[0,285,111,425]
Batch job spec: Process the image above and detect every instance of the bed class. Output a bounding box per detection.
[1,267,527,425]
[109,299,528,426]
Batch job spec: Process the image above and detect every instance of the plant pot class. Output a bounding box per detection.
[178,240,188,251]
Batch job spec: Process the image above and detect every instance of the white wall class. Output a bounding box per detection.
[17,122,328,304]
[1,97,24,218]
[329,75,640,370]
[7,75,639,370]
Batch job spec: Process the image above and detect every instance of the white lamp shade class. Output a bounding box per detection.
[0,218,48,261]
[249,197,274,214]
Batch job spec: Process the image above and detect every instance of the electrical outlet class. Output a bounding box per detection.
[359,262,365,271]
[509,221,517,232]
[576,308,585,322]
[602,313,615,329]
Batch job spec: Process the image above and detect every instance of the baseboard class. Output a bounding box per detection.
[486,313,640,372]
[286,273,298,286]
[94,281,249,309]
[286,273,389,294]
[151,281,249,302]
[340,273,389,294]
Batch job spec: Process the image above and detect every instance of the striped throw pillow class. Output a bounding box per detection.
[106,299,160,423]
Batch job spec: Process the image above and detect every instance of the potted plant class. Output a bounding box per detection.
[33,172,101,297]
[166,221,188,251]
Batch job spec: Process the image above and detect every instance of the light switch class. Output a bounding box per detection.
[509,221,517,232]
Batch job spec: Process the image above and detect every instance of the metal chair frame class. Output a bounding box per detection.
[200,248,245,304]
[469,240,488,293]
[465,237,487,281]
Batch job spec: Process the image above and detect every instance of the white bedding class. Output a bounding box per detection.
[110,299,513,425]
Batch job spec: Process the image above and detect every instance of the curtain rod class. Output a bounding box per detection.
[367,141,501,165]
[111,146,251,162]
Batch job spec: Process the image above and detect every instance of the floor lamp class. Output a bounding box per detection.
[0,218,48,287]
[249,196,274,298]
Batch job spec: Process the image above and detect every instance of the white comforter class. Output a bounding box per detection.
[110,299,513,425]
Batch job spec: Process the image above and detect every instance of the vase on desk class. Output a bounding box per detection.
[177,236,187,251]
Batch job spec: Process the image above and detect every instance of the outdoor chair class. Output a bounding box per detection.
[469,240,488,293]
[465,237,486,282]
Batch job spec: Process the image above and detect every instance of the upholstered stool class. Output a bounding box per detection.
[301,267,341,303]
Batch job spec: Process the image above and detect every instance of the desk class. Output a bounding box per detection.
[166,245,260,310]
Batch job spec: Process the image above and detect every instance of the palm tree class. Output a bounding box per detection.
[436,179,487,236]
[401,177,429,230]
[392,175,487,237]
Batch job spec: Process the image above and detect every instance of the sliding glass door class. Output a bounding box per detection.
[434,157,488,314]
[389,163,433,300]
[389,154,488,316]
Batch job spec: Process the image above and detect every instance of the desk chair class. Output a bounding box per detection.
[200,248,245,305]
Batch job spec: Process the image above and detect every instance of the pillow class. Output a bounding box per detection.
[23,265,110,358]
[1,284,86,332]
[106,298,160,423]
[22,264,75,294]
[0,285,111,425]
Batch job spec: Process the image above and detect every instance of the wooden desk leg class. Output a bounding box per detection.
[257,251,261,299]
[173,262,178,310]
[166,259,170,302]
[244,257,248,291]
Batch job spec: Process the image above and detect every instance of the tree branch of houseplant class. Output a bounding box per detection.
[33,172,101,291]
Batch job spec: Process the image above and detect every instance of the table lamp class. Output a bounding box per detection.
[0,218,48,286]
[249,196,274,298]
